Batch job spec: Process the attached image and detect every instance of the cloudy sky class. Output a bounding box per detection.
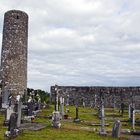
[0,0,140,92]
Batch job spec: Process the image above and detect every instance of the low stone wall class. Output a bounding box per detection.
[50,86,140,109]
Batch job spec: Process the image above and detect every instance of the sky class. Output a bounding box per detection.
[0,0,140,92]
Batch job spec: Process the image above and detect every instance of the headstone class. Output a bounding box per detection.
[66,95,69,113]
[94,94,97,108]
[112,120,122,138]
[130,104,135,122]
[98,107,102,119]
[15,95,22,128]
[52,85,61,128]
[52,111,61,128]
[83,101,85,108]
[99,92,107,135]
[132,110,136,130]
[27,101,34,116]
[120,102,125,116]
[74,105,80,122]
[4,106,14,125]
[36,94,41,110]
[60,96,65,117]
[5,113,19,138]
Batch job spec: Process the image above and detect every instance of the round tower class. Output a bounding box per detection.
[1,10,28,104]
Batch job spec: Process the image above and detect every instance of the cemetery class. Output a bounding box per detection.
[0,9,140,140]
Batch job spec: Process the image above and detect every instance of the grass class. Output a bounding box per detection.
[0,105,139,140]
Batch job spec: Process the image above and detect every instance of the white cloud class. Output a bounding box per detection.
[0,0,140,91]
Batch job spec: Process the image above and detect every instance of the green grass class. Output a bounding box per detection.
[0,105,139,140]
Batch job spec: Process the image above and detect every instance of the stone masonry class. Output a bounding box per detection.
[0,10,28,104]
[51,86,140,109]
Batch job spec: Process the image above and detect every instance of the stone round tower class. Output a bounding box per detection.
[1,10,28,104]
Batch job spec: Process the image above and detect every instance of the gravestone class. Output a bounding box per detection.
[52,111,61,128]
[130,104,135,122]
[5,112,19,138]
[94,94,97,108]
[120,102,125,116]
[74,105,80,122]
[99,93,106,135]
[36,94,41,110]
[98,107,102,119]
[66,94,69,113]
[112,120,121,138]
[4,106,14,125]
[82,98,86,108]
[60,96,65,117]
[52,85,61,128]
[15,95,22,128]
[27,96,34,116]
[27,101,34,116]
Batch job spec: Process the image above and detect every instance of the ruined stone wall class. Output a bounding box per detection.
[0,10,28,103]
[51,86,140,109]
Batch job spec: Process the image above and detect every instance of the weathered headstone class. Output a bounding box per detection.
[112,120,121,138]
[52,85,61,128]
[60,96,65,117]
[27,101,34,116]
[15,95,22,128]
[99,92,107,135]
[5,113,19,138]
[66,94,69,113]
[94,94,97,108]
[82,98,86,108]
[4,106,14,125]
[74,105,80,122]
[27,96,35,116]
[36,94,41,110]
[120,102,125,116]
[52,111,61,128]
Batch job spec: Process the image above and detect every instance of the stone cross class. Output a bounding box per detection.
[129,103,135,122]
[132,110,135,130]
[99,92,106,135]
[66,94,69,113]
[60,96,65,117]
[52,85,61,128]
[129,92,135,122]
[54,85,59,111]
[112,120,121,138]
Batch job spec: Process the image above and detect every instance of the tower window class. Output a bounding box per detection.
[16,16,19,19]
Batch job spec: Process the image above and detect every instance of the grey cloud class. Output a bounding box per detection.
[0,0,140,91]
